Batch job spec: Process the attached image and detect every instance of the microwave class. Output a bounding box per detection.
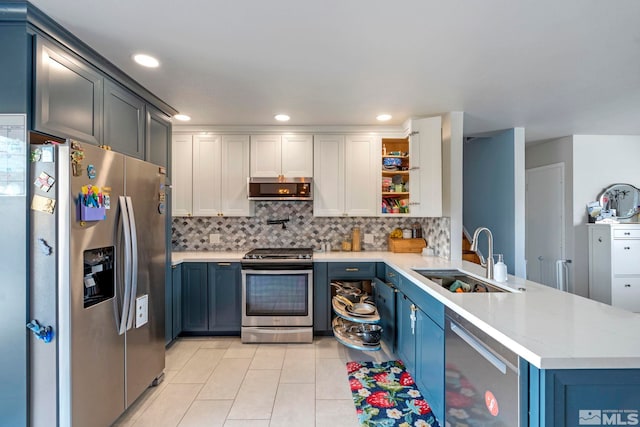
[247,177,313,200]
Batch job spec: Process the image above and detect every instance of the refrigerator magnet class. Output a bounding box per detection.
[34,171,55,192]
[87,164,96,179]
[30,148,42,162]
[41,146,54,162]
[31,194,56,214]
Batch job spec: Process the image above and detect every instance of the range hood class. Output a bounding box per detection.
[247,176,313,201]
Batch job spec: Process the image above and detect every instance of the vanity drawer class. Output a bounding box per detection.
[613,240,640,275]
[614,228,640,239]
[612,278,640,312]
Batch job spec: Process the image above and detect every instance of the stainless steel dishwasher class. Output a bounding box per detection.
[445,308,520,426]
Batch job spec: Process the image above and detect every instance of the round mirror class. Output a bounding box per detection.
[598,183,640,219]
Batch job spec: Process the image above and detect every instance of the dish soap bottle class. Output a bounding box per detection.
[494,254,507,282]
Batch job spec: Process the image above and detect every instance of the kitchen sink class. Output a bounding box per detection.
[413,269,513,293]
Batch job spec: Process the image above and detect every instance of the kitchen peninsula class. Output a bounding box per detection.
[172,250,640,426]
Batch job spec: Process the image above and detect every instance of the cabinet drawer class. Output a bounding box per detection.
[397,276,444,329]
[384,266,401,286]
[614,228,640,239]
[612,278,640,312]
[328,262,375,278]
[613,240,640,275]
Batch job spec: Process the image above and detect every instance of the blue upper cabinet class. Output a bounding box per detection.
[146,105,171,169]
[104,79,146,159]
[34,35,103,144]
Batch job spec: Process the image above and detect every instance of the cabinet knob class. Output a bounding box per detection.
[625,284,632,288]
[624,246,631,250]
[624,232,631,235]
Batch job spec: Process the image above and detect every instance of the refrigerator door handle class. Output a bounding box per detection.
[118,196,133,335]
[125,196,138,330]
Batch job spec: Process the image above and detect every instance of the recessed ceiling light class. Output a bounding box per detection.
[274,114,290,122]
[174,114,191,121]
[133,54,159,68]
[376,114,392,122]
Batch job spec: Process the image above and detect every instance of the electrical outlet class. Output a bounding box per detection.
[209,233,221,244]
[364,233,374,244]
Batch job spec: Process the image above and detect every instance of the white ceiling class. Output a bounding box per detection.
[29,0,640,142]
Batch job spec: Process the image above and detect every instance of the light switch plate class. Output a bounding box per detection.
[364,234,374,244]
[209,233,221,244]
[135,294,148,328]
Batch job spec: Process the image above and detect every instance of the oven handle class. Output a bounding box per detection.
[450,322,507,374]
[241,269,313,275]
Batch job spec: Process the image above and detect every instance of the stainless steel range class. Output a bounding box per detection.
[240,248,313,343]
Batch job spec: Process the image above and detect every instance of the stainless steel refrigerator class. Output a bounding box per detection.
[29,140,166,427]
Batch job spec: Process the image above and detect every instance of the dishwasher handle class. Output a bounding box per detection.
[450,323,507,374]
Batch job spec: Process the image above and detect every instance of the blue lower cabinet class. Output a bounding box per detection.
[181,262,241,334]
[182,263,209,332]
[314,262,331,334]
[166,264,182,344]
[415,308,445,424]
[530,367,640,427]
[395,285,445,425]
[208,262,241,333]
[373,277,396,351]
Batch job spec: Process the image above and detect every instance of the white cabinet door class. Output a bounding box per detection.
[171,134,193,216]
[409,116,442,217]
[345,135,379,217]
[313,135,345,216]
[250,135,281,177]
[192,135,221,216]
[282,134,313,177]
[220,135,253,216]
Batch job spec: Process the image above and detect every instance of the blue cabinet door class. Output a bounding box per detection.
[313,262,331,333]
[104,79,145,159]
[172,264,183,340]
[182,263,208,331]
[208,262,241,333]
[416,308,445,424]
[396,292,417,374]
[373,277,396,351]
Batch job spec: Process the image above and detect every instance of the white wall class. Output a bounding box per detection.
[572,135,640,297]
[442,112,464,261]
[526,136,576,292]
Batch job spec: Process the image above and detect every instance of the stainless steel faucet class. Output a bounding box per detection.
[470,227,494,280]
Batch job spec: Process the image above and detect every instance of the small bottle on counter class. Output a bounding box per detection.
[411,222,422,238]
[351,227,361,251]
[494,254,508,282]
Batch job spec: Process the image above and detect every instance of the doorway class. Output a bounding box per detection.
[525,163,567,290]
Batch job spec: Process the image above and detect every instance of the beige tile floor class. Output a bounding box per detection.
[113,336,396,427]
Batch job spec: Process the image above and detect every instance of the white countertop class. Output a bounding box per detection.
[172,250,640,370]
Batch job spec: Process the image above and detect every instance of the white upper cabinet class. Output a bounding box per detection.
[313,134,378,217]
[345,135,379,216]
[313,135,345,216]
[407,116,442,217]
[220,135,252,216]
[281,134,314,177]
[250,134,313,177]
[171,134,193,216]
[192,135,222,216]
[172,134,252,217]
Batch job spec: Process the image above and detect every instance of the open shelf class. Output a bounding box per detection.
[381,137,411,214]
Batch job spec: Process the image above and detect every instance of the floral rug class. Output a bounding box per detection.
[346,360,441,427]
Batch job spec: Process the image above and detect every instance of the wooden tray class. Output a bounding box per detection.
[388,237,426,253]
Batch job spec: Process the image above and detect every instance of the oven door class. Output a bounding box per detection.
[241,269,313,327]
